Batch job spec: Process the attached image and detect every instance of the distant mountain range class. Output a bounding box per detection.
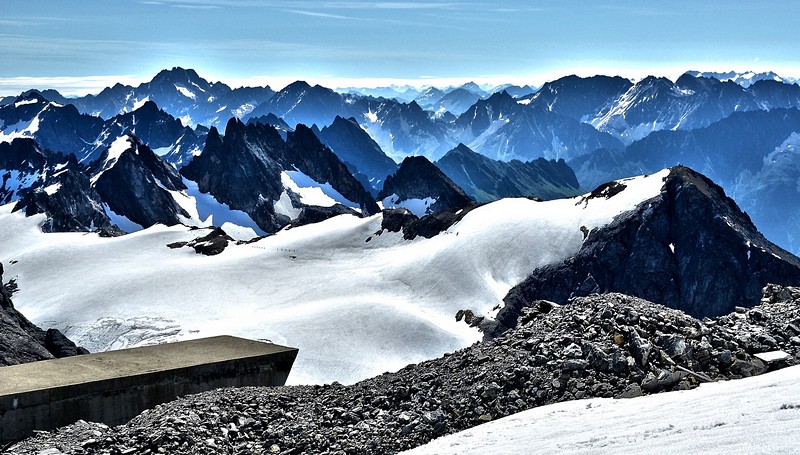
[3,66,800,255]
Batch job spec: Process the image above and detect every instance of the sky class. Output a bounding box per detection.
[1,0,799,95]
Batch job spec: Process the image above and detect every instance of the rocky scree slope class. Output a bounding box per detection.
[11,286,800,454]
[0,263,87,366]
[488,166,800,338]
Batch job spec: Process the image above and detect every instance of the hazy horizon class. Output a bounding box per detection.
[2,66,798,98]
[1,0,798,96]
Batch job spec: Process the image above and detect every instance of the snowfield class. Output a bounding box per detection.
[404,365,800,455]
[0,170,669,385]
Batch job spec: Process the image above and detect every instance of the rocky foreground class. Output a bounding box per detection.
[9,285,800,454]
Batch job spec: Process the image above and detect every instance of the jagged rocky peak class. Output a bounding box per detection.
[181,118,287,233]
[0,138,117,234]
[378,155,473,216]
[0,137,48,171]
[14,155,120,235]
[284,124,381,216]
[182,117,377,233]
[88,134,189,229]
[488,165,800,338]
[525,74,633,120]
[149,66,220,93]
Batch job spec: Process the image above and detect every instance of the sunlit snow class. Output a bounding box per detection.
[174,85,196,100]
[14,98,39,108]
[381,193,436,217]
[42,183,61,195]
[404,366,800,455]
[0,170,669,385]
[90,135,133,185]
[281,170,360,209]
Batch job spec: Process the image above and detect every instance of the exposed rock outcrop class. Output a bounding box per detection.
[89,135,190,228]
[1,263,88,366]
[488,166,800,338]
[379,155,473,216]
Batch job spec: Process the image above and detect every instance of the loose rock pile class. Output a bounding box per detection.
[10,286,800,454]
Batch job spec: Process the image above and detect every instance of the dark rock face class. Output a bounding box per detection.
[82,100,201,164]
[67,67,276,128]
[293,204,361,227]
[44,328,90,358]
[89,135,189,228]
[2,139,119,234]
[181,120,288,233]
[379,155,473,215]
[182,119,377,233]
[168,227,235,256]
[0,92,104,157]
[489,166,800,338]
[436,143,583,202]
[14,162,120,235]
[1,264,88,366]
[285,125,380,216]
[377,204,482,240]
[13,289,800,453]
[1,138,49,204]
[316,116,399,191]
[247,113,293,139]
[521,75,633,121]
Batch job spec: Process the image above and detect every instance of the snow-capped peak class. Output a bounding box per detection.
[90,135,134,185]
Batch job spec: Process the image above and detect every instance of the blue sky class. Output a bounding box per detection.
[1,0,798,95]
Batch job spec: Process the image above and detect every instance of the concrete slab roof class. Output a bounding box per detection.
[0,336,297,395]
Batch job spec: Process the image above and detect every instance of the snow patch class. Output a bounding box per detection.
[174,85,196,100]
[281,170,360,209]
[273,190,302,219]
[42,183,61,195]
[404,366,800,455]
[381,193,437,217]
[132,97,150,111]
[91,136,132,185]
[14,98,39,108]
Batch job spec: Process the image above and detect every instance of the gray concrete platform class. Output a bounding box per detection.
[0,336,298,443]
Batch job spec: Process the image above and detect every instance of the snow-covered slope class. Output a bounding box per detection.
[0,170,668,385]
[404,365,800,454]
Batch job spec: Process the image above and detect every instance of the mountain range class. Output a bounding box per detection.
[5,67,800,256]
[4,67,800,452]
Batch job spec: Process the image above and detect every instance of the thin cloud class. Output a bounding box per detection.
[285,9,363,20]
[0,75,146,97]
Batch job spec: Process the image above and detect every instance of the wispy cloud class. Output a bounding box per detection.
[140,0,468,10]
[0,75,147,97]
[139,0,220,8]
[285,9,363,20]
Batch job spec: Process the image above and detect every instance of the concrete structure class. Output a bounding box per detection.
[0,336,298,443]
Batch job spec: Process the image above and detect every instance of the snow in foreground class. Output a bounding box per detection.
[0,170,668,385]
[404,366,800,455]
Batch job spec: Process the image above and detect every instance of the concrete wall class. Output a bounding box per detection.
[0,336,298,443]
